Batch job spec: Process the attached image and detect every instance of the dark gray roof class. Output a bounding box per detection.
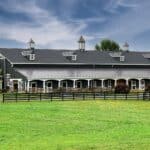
[0,48,150,65]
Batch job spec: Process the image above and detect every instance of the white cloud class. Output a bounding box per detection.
[100,0,150,50]
[104,0,139,13]
[0,0,149,51]
[67,17,106,25]
[117,0,138,8]
[105,1,150,37]
[0,0,92,49]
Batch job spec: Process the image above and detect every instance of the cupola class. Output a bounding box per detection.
[21,38,36,61]
[123,42,129,51]
[78,36,85,51]
[29,38,35,51]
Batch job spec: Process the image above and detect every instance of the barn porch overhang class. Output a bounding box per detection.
[23,78,150,93]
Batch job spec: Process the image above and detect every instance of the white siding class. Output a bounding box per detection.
[16,68,150,80]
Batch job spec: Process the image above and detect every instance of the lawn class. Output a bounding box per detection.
[0,100,150,150]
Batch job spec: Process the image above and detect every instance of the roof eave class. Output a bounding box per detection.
[12,62,150,66]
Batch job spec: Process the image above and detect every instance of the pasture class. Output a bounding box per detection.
[0,100,150,150]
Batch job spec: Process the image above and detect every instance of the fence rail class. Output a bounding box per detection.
[2,92,150,102]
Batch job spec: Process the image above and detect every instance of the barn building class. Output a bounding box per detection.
[0,37,150,93]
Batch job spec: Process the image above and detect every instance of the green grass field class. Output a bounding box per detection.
[0,100,150,150]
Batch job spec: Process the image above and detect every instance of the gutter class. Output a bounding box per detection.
[12,62,150,66]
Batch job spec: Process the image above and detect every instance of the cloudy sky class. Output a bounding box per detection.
[0,0,150,51]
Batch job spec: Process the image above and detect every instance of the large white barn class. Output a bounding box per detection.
[0,37,150,93]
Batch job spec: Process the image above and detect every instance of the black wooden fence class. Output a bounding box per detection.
[2,92,150,102]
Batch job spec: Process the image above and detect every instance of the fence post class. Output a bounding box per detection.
[114,93,116,100]
[50,93,52,102]
[2,93,4,103]
[143,92,145,100]
[83,93,85,100]
[16,93,18,102]
[72,93,75,100]
[93,92,95,100]
[137,92,139,100]
[40,93,42,101]
[125,93,128,100]
[104,92,106,100]
[149,92,150,101]
[61,93,64,101]
[28,93,30,102]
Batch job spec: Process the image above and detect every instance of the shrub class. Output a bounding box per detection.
[145,85,150,92]
[115,85,130,93]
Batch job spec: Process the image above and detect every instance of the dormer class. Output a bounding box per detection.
[21,38,36,61]
[109,52,122,57]
[62,51,77,61]
[71,55,77,61]
[143,53,150,59]
[109,52,125,62]
[29,53,35,61]
[120,56,125,62]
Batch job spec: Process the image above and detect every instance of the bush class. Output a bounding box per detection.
[115,85,130,94]
[145,85,150,92]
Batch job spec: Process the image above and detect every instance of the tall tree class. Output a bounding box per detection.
[95,39,120,51]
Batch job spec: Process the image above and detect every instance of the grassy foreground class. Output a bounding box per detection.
[0,100,150,150]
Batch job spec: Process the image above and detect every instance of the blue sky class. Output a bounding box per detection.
[0,0,150,51]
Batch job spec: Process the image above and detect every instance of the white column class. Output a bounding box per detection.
[141,79,145,90]
[101,79,104,88]
[114,79,117,87]
[9,80,13,92]
[24,81,27,92]
[18,80,20,92]
[138,79,142,90]
[27,80,30,92]
[87,79,90,88]
[19,80,22,92]
[58,80,61,88]
[126,79,128,86]
[43,80,46,93]
[73,80,76,88]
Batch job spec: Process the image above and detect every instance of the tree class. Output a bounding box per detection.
[95,39,120,51]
